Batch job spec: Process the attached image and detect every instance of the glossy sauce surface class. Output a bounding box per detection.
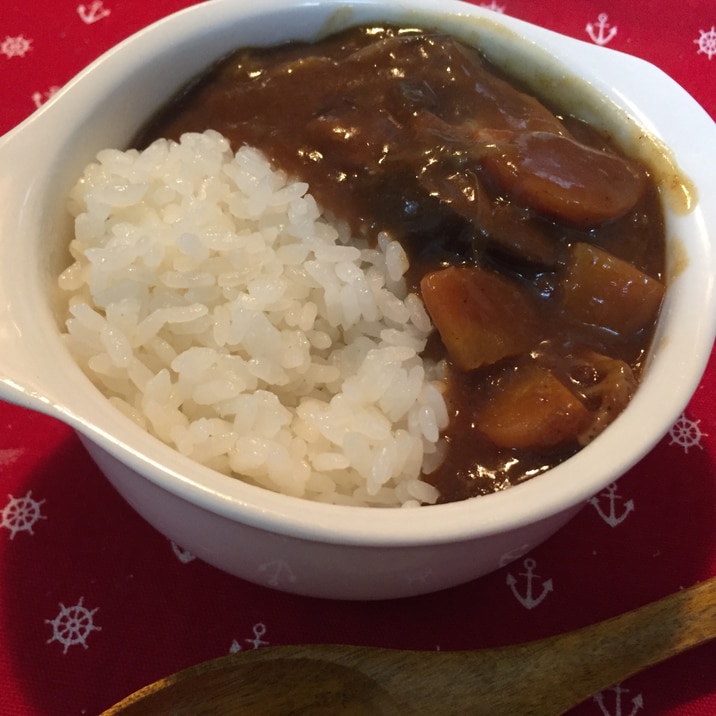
[136,25,666,501]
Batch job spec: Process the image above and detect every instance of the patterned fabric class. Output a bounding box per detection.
[1,1,715,713]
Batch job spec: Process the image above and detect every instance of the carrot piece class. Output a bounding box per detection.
[475,364,592,449]
[420,265,538,371]
[561,243,665,334]
[482,131,646,226]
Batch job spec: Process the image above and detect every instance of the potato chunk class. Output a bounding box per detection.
[420,266,538,371]
[561,243,665,334]
[476,364,592,449]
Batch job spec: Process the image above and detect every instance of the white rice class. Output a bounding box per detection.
[58,130,449,507]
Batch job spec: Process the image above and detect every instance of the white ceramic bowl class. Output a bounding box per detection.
[1,0,715,600]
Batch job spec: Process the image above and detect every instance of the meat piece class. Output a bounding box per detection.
[411,114,561,267]
[418,162,560,266]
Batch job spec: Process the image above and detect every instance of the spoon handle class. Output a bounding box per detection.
[447,575,716,714]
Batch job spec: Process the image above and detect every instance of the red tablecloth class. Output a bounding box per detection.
[1,1,715,714]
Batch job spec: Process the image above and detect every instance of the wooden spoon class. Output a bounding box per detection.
[104,576,716,715]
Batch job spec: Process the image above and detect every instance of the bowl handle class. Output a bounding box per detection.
[0,121,80,421]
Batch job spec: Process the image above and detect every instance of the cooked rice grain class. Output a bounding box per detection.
[59,130,448,506]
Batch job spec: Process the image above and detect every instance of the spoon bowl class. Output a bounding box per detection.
[0,0,715,600]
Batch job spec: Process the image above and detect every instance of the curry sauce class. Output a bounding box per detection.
[135,25,666,501]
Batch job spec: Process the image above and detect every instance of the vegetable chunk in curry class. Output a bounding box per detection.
[136,25,666,502]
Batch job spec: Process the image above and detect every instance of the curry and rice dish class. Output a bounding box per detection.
[58,25,666,505]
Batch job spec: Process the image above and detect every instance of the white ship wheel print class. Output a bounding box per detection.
[695,27,716,60]
[46,597,101,654]
[668,412,706,452]
[0,35,32,59]
[1,491,46,539]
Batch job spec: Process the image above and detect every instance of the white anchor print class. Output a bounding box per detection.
[586,13,618,46]
[77,1,110,24]
[258,559,296,587]
[480,1,506,13]
[406,569,436,586]
[230,623,269,653]
[499,543,532,568]
[506,558,553,609]
[170,541,196,564]
[589,483,634,528]
[32,86,60,109]
[593,683,644,716]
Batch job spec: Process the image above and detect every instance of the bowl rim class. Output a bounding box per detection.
[2,0,716,548]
